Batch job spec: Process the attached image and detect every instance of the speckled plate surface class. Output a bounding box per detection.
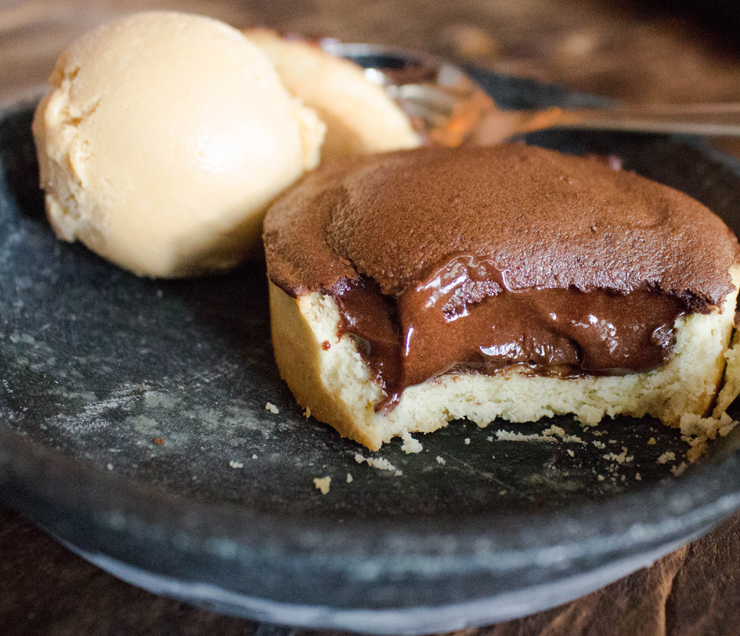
[2,72,740,634]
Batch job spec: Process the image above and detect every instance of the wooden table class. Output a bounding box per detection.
[3,1,740,634]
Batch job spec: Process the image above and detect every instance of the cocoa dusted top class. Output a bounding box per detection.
[264,145,738,306]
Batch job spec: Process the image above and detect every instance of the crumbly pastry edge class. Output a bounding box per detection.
[269,267,740,451]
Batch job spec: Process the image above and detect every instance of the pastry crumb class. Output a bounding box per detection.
[265,402,279,414]
[680,411,737,438]
[153,437,165,445]
[401,432,423,454]
[674,412,739,463]
[496,426,584,444]
[542,425,566,437]
[229,460,244,469]
[346,472,353,483]
[251,454,258,460]
[499,489,507,495]
[464,438,471,445]
[487,436,493,442]
[354,453,402,475]
[657,451,675,464]
[542,425,584,444]
[495,430,556,443]
[603,450,633,464]
[647,437,657,445]
[436,456,447,465]
[567,449,575,457]
[313,476,331,494]
[303,406,311,418]
[671,462,688,477]
[686,440,706,464]
[635,472,642,481]
[593,441,606,450]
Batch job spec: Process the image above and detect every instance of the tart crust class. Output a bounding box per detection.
[270,268,740,451]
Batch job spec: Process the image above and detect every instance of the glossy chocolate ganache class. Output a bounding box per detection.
[264,145,740,405]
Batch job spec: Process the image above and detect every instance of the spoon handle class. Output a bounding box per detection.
[477,104,740,143]
[558,103,740,136]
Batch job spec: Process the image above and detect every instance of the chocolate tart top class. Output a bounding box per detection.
[263,145,739,307]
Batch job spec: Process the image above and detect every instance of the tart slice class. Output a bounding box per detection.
[264,145,740,450]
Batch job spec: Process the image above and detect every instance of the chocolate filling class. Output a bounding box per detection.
[334,254,688,407]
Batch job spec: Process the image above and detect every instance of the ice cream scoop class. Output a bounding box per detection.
[244,29,421,160]
[32,11,325,278]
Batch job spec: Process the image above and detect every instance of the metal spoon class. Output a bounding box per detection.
[321,41,740,145]
[319,41,498,146]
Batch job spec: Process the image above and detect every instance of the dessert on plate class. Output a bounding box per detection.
[264,144,740,450]
[29,11,740,454]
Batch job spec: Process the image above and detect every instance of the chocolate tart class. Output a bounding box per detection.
[264,145,740,450]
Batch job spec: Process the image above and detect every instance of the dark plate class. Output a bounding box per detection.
[3,72,740,634]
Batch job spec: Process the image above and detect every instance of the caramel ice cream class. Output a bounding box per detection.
[33,12,325,277]
[244,29,422,160]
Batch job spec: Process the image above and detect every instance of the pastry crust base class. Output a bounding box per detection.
[269,271,740,451]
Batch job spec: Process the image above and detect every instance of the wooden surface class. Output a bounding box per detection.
[2,498,740,636]
[4,0,740,634]
[5,0,740,104]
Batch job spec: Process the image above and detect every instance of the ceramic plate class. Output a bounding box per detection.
[2,71,740,634]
